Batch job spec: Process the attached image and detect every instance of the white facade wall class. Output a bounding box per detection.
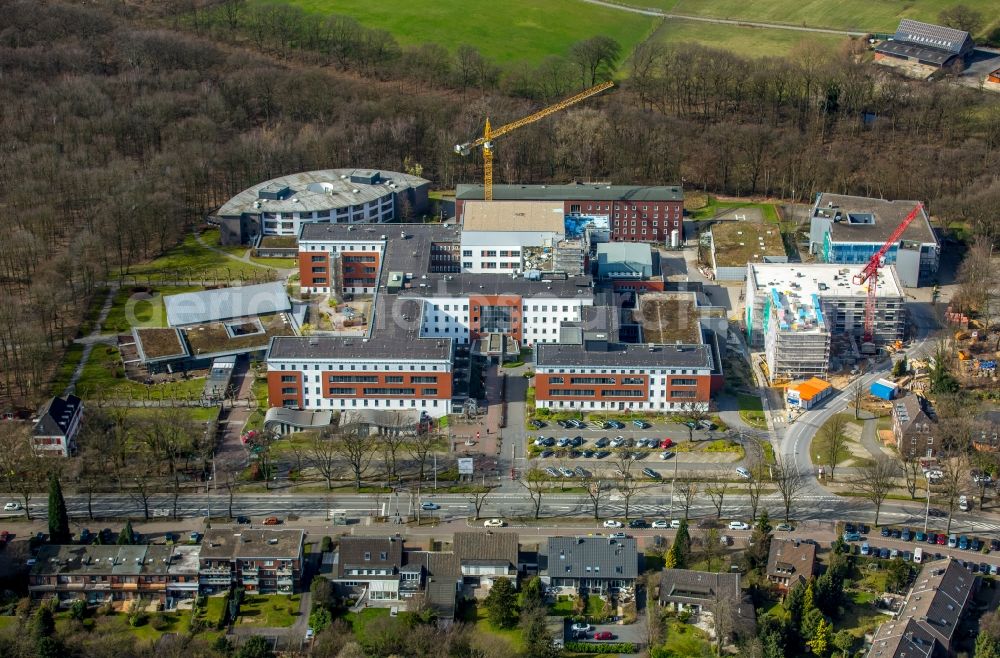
[460,231,562,273]
[522,298,591,346]
[262,196,394,236]
[269,357,452,417]
[418,297,471,342]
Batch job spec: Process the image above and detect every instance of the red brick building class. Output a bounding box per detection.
[455,183,684,243]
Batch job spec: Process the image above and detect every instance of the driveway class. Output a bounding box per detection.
[576,616,647,649]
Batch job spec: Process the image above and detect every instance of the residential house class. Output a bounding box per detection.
[975,411,1000,452]
[541,536,639,595]
[453,531,519,593]
[198,528,304,595]
[766,539,817,592]
[28,544,199,606]
[867,559,977,658]
[658,569,757,643]
[31,394,83,457]
[892,394,937,459]
[332,535,404,603]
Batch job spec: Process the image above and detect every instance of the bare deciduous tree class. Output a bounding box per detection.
[900,452,922,500]
[407,433,439,484]
[852,456,899,527]
[309,431,341,490]
[676,476,700,520]
[332,425,377,492]
[819,414,850,481]
[581,474,606,520]
[521,469,548,520]
[773,456,806,523]
[612,453,641,519]
[467,487,492,521]
[706,481,730,518]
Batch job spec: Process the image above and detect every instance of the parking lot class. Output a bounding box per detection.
[842,522,1000,575]
[563,617,647,651]
[525,418,746,479]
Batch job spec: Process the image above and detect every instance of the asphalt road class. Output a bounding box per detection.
[4,491,998,537]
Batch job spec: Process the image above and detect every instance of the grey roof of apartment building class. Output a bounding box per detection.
[165,282,290,327]
[30,544,177,577]
[867,559,976,658]
[453,532,518,568]
[397,273,593,299]
[542,536,639,580]
[168,545,201,575]
[33,394,81,437]
[298,221,460,245]
[659,569,741,606]
[765,539,817,583]
[199,529,303,561]
[268,332,452,362]
[813,193,936,246]
[535,341,711,369]
[336,536,404,579]
[217,169,429,218]
[456,183,683,202]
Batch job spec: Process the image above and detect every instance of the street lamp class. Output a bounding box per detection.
[923,472,931,534]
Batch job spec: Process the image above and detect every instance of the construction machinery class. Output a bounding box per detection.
[454,80,614,201]
[852,203,923,344]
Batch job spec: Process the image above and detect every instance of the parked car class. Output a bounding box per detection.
[991,539,1000,552]
[78,529,92,544]
[844,523,857,533]
[651,519,670,528]
[659,451,675,460]
[881,527,891,537]
[959,536,969,550]
[575,466,589,477]
[843,532,861,542]
[236,516,251,525]
[540,450,555,458]
[609,532,627,540]
[948,534,958,548]
[859,525,870,534]
[305,628,314,642]
[642,468,661,479]
[608,420,625,429]
[628,519,648,528]
[594,450,611,459]
[263,517,281,525]
[879,548,890,559]
[776,523,794,532]
[670,519,681,529]
[890,548,899,559]
[568,450,581,459]
[571,623,592,633]
[926,533,937,545]
[861,543,871,556]
[421,502,440,511]
[581,450,594,459]
[559,467,575,478]
[603,520,623,528]
[484,519,505,528]
[570,437,584,447]
[915,531,926,542]
[529,419,545,429]
[728,521,750,531]
[901,529,912,541]
[735,467,752,480]
[632,420,649,429]
[189,532,202,543]
[544,467,559,477]
[891,529,902,539]
[927,508,945,517]
[959,496,971,512]
[609,437,626,448]
[3,502,21,512]
[720,535,732,546]
[594,631,615,641]
[971,538,983,552]
[937,534,947,545]
[698,420,716,431]
[556,437,571,447]
[661,438,674,449]
[595,437,611,448]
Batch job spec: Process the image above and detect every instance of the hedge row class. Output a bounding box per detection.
[564,641,636,654]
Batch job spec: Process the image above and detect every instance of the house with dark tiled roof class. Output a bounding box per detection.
[540,536,639,595]
[866,558,977,658]
[453,531,519,592]
[332,535,405,602]
[892,393,937,459]
[659,569,756,643]
[766,539,817,592]
[31,394,83,457]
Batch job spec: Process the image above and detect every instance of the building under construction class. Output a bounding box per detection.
[745,263,905,381]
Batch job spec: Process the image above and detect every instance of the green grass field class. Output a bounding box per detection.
[76,344,207,401]
[650,18,848,58]
[127,233,273,284]
[643,0,1000,36]
[104,285,204,333]
[277,0,658,65]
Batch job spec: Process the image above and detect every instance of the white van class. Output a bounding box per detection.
[913,547,923,564]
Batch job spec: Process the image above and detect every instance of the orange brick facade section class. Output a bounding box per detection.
[298,252,330,289]
[321,371,452,399]
[340,251,380,289]
[468,295,522,342]
[666,376,711,403]
[534,374,648,400]
[267,371,303,408]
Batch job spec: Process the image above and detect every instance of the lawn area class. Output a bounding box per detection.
[236,594,302,627]
[128,405,221,423]
[649,18,848,58]
[809,413,860,468]
[456,601,524,652]
[202,228,249,257]
[103,285,204,333]
[49,342,86,396]
[127,232,272,283]
[249,256,297,269]
[703,439,744,457]
[550,594,607,618]
[659,619,714,657]
[278,0,658,66]
[75,344,207,401]
[687,195,780,222]
[647,0,1000,36]
[345,607,390,641]
[737,393,767,429]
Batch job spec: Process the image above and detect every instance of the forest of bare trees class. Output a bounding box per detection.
[1,0,999,411]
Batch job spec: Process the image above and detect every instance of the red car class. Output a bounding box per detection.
[594,631,615,641]
[661,438,674,449]
[936,534,947,545]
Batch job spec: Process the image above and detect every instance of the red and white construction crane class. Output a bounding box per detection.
[852,203,924,344]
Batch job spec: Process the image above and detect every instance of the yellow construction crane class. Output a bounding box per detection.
[454,80,614,201]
